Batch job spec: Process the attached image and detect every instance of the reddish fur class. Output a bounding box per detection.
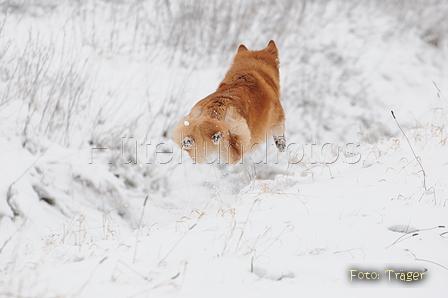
[172,40,285,164]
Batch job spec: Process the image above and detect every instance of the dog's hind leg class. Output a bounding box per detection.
[270,121,286,152]
[274,135,286,152]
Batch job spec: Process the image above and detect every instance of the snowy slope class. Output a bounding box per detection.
[1,127,447,297]
[1,0,448,297]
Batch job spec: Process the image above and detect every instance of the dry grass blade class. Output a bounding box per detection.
[391,111,427,190]
[133,195,149,264]
[157,223,197,267]
[386,225,445,249]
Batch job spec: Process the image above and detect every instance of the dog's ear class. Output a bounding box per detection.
[265,40,278,56]
[182,137,194,149]
[237,44,249,53]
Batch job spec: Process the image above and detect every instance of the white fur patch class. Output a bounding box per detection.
[225,107,251,145]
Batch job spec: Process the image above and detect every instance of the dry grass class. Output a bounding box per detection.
[1,2,448,293]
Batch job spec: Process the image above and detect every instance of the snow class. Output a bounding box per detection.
[1,1,448,297]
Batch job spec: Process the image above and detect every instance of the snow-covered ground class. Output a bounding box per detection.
[1,1,448,297]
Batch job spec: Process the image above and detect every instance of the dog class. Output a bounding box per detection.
[172,40,286,164]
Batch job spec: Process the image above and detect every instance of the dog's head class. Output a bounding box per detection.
[172,117,232,164]
[235,40,280,71]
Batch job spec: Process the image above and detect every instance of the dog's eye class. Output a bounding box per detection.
[182,137,194,149]
[212,132,223,144]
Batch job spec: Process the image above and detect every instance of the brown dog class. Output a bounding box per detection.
[172,40,286,164]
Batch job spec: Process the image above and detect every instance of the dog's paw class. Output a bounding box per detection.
[212,132,223,144]
[182,137,194,149]
[274,136,286,152]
